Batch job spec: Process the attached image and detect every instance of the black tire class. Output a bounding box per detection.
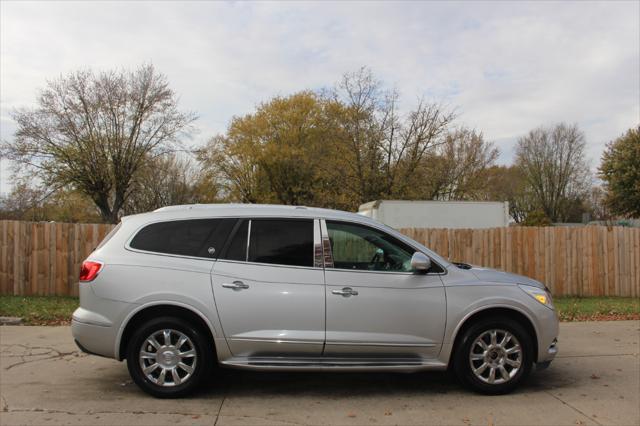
[126,316,213,398]
[453,316,533,395]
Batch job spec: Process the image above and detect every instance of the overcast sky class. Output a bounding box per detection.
[1,0,639,194]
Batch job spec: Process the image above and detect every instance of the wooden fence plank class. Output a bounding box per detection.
[1,220,638,297]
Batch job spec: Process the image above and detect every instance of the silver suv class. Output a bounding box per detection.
[72,204,558,398]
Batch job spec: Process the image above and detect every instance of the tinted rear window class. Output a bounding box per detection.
[130,219,236,258]
[248,219,313,267]
[221,219,249,261]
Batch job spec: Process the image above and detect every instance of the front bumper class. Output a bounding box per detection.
[536,307,559,363]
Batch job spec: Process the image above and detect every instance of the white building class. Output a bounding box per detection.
[358,200,510,229]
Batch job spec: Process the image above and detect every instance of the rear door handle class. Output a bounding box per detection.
[332,287,358,297]
[222,281,249,290]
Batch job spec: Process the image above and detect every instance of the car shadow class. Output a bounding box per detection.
[97,360,569,399]
[196,366,563,398]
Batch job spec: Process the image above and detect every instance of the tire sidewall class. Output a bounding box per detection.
[454,317,533,395]
[126,317,212,398]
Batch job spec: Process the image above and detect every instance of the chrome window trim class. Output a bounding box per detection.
[320,219,334,268]
[124,247,218,262]
[320,219,447,276]
[123,214,445,274]
[245,219,252,262]
[214,258,325,273]
[313,219,324,268]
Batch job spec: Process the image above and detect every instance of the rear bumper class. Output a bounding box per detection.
[72,283,135,360]
[71,317,117,359]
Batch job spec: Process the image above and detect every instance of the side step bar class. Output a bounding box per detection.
[220,357,448,372]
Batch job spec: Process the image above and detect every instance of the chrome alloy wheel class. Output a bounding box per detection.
[469,329,522,384]
[139,329,197,387]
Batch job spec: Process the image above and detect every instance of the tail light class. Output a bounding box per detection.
[79,261,103,282]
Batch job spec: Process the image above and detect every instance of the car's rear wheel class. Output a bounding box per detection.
[126,317,212,398]
[454,317,533,394]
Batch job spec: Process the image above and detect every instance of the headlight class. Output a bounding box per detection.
[518,284,554,309]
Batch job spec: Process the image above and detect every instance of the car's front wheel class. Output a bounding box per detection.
[453,317,533,394]
[126,317,212,398]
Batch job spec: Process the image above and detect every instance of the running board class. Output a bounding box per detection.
[220,357,448,372]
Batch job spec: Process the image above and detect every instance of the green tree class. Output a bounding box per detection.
[198,91,337,206]
[521,210,552,226]
[199,69,465,210]
[598,126,640,218]
[1,64,196,223]
[477,165,535,223]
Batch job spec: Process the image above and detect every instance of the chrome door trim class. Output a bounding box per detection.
[325,341,436,347]
[222,281,250,290]
[229,337,322,345]
[331,287,359,297]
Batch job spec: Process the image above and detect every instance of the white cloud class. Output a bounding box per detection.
[1,0,638,193]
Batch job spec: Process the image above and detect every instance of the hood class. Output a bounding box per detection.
[469,266,545,289]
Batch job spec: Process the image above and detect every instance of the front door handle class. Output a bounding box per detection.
[332,287,358,297]
[222,281,249,290]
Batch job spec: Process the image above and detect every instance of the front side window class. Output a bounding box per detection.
[327,221,416,272]
[248,219,314,267]
[129,218,236,258]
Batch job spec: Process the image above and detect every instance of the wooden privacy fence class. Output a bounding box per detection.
[0,220,638,297]
[0,221,114,297]
[399,226,639,297]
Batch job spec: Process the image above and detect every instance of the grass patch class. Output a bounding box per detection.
[0,296,78,325]
[554,296,639,322]
[0,295,638,325]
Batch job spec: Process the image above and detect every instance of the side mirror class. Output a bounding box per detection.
[411,252,431,272]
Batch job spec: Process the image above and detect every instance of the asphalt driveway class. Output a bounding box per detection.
[1,321,638,426]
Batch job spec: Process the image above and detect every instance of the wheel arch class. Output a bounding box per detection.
[116,302,217,361]
[449,306,540,365]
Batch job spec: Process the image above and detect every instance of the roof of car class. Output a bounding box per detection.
[118,203,451,267]
[124,203,373,223]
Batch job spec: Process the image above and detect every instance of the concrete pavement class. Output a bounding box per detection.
[0,321,638,426]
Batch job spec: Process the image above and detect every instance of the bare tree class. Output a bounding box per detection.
[0,181,49,221]
[325,68,388,204]
[0,179,102,223]
[515,123,591,222]
[328,67,456,204]
[2,64,196,223]
[123,154,213,214]
[422,128,499,200]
